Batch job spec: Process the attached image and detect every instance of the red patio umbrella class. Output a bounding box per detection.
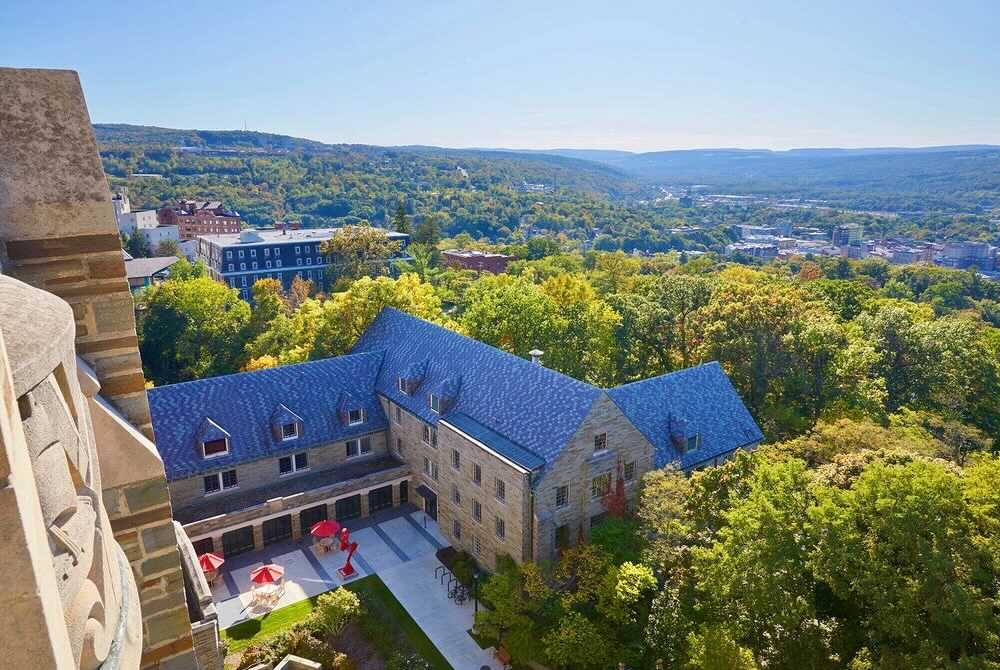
[309,519,341,538]
[198,552,225,573]
[250,563,285,585]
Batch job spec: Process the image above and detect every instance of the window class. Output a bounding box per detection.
[264,248,270,256]
[238,250,244,258]
[473,463,482,486]
[297,258,303,266]
[398,377,408,395]
[453,520,461,539]
[345,437,372,458]
[429,394,440,413]
[555,485,569,508]
[241,276,248,287]
[687,435,700,453]
[250,249,257,258]
[452,484,461,504]
[227,263,234,272]
[394,406,402,424]
[624,460,637,481]
[594,433,608,453]
[204,469,238,495]
[279,452,308,475]
[240,262,246,271]
[495,477,506,503]
[280,422,298,440]
[251,261,258,270]
[202,437,229,457]
[473,500,482,522]
[395,437,403,455]
[306,257,312,265]
[431,461,439,481]
[452,449,460,470]
[265,260,272,269]
[495,517,505,539]
[422,424,437,448]
[591,472,612,499]
[473,535,482,556]
[295,245,301,254]
[226,250,232,259]
[423,456,431,476]
[348,408,365,426]
[274,248,281,256]
[276,260,282,268]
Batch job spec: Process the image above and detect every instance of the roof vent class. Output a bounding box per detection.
[529,349,544,365]
[239,229,263,244]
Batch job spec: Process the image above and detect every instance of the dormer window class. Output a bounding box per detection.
[281,422,298,440]
[348,408,365,426]
[686,434,700,453]
[594,433,608,453]
[202,437,229,458]
[398,377,409,395]
[429,394,440,413]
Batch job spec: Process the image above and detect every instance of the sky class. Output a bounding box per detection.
[2,1,998,152]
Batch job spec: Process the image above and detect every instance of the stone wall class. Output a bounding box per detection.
[0,68,200,669]
[532,394,655,562]
[168,430,388,511]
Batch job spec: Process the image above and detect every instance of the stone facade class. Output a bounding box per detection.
[0,68,207,669]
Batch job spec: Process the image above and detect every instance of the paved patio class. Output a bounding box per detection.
[211,504,501,669]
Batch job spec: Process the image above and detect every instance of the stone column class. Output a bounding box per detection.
[253,523,265,551]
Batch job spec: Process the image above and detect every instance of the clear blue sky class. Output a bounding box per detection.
[2,1,997,151]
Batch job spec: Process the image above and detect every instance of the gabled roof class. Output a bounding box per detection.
[352,308,601,468]
[606,362,764,469]
[148,352,386,480]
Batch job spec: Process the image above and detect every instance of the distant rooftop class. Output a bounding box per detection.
[124,256,180,279]
[442,248,511,259]
[199,226,409,246]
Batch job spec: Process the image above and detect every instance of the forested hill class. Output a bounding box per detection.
[543,145,1000,213]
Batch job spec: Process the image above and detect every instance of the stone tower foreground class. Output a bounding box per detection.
[0,68,222,669]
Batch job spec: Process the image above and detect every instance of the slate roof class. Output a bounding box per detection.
[148,352,387,480]
[124,255,179,279]
[606,362,764,469]
[351,308,602,469]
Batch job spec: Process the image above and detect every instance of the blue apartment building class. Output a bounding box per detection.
[196,226,410,299]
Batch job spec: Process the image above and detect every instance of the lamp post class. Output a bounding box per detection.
[473,570,481,615]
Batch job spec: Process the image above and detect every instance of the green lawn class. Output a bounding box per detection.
[221,574,453,670]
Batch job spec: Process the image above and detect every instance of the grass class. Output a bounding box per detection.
[221,574,454,670]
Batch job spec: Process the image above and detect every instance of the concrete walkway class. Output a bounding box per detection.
[380,553,502,670]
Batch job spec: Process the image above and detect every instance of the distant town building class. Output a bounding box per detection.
[112,188,160,235]
[832,223,863,246]
[738,224,778,239]
[726,241,779,261]
[197,226,410,299]
[124,255,181,292]
[442,248,512,273]
[158,199,244,240]
[937,241,995,271]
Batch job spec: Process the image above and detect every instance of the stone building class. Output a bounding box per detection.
[441,248,512,273]
[158,200,243,240]
[1,67,224,669]
[149,308,763,569]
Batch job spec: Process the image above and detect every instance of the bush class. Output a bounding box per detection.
[450,551,476,586]
[386,653,433,670]
[239,626,352,670]
[305,587,362,638]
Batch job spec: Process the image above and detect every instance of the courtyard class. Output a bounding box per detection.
[212,505,501,670]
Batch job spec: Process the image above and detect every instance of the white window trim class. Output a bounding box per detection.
[201,437,230,459]
[555,485,569,508]
[397,377,409,395]
[346,437,372,459]
[348,408,365,426]
[204,469,238,496]
[280,423,298,441]
[429,393,440,413]
[279,452,310,476]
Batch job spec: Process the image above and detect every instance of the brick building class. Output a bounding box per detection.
[148,308,762,569]
[442,248,513,273]
[158,200,244,240]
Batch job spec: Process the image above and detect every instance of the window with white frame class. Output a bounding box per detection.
[264,247,270,256]
[238,250,244,258]
[397,377,408,395]
[297,258,303,266]
[624,460,637,481]
[240,263,246,271]
[555,485,569,508]
[274,248,281,256]
[250,249,256,258]
[422,424,437,448]
[345,436,372,458]
[306,257,312,265]
[295,245,301,254]
[226,250,232,259]
[280,422,298,440]
[594,433,608,453]
[265,260,272,269]
[279,452,308,475]
[348,408,365,426]
[203,469,238,495]
[495,477,506,503]
[429,393,440,413]
[687,435,700,453]
[251,262,258,270]
[202,437,229,458]
[276,260,282,268]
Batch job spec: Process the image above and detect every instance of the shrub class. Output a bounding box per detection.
[305,587,363,638]
[386,653,433,670]
[238,626,352,670]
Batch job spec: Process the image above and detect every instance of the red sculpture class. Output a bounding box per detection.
[338,541,359,579]
[339,527,351,551]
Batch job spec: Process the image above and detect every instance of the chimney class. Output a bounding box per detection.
[529,348,544,365]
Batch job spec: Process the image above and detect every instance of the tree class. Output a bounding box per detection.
[542,612,611,670]
[684,626,759,670]
[652,273,713,368]
[154,238,182,257]
[461,274,560,360]
[137,277,251,385]
[391,201,410,233]
[540,273,619,384]
[321,225,402,285]
[124,230,151,258]
[412,214,442,245]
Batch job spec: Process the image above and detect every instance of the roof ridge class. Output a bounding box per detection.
[148,349,384,393]
[373,307,600,391]
[605,360,723,391]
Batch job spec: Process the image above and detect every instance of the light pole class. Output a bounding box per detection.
[473,570,481,615]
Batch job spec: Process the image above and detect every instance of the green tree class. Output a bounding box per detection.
[391,200,410,233]
[321,224,402,284]
[154,238,182,257]
[542,612,611,670]
[124,230,151,258]
[685,626,759,670]
[412,214,442,245]
[461,274,559,360]
[138,276,251,384]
